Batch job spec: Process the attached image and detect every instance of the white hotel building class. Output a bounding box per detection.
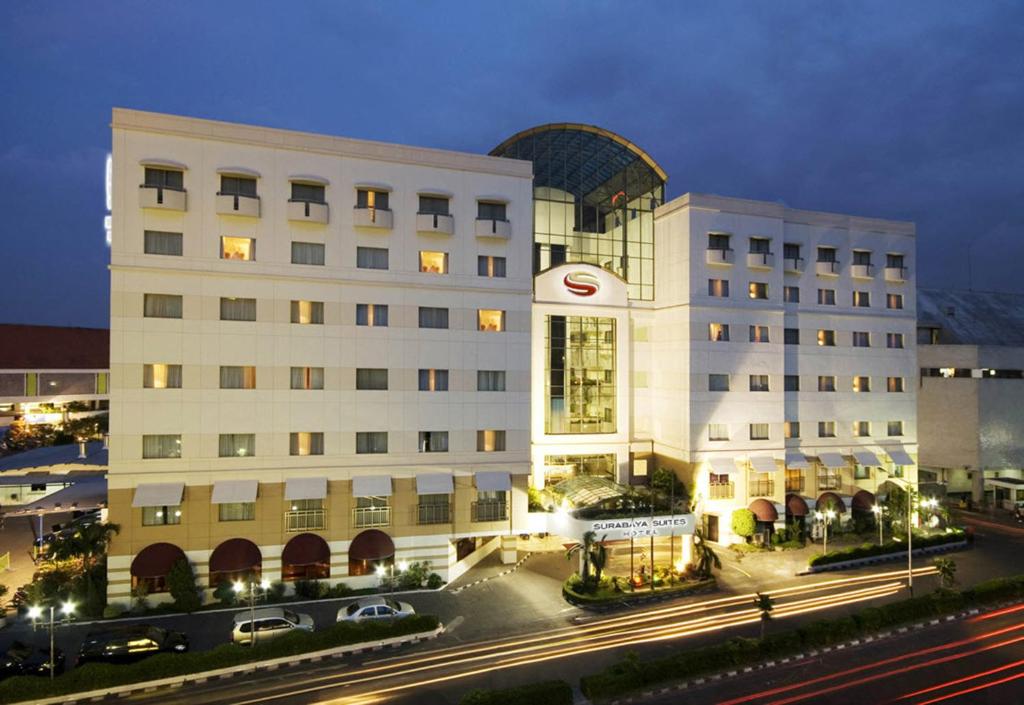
[107,112,917,602]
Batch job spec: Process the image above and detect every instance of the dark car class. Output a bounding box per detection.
[78,625,188,663]
[0,641,65,679]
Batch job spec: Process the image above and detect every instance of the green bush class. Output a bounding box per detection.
[460,680,573,705]
[167,559,202,613]
[398,561,432,590]
[328,582,352,598]
[732,509,756,540]
[809,529,966,567]
[426,573,445,590]
[294,579,327,599]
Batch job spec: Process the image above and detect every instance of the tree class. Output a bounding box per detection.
[589,535,609,582]
[168,559,202,613]
[693,530,721,579]
[732,509,756,541]
[566,531,597,582]
[754,592,775,640]
[934,558,957,590]
[46,522,121,571]
[651,468,689,512]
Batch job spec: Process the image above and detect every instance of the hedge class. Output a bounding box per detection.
[580,575,1024,700]
[460,680,574,705]
[0,614,440,703]
[808,529,966,567]
[563,578,716,605]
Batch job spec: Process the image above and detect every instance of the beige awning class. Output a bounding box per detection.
[210,480,258,504]
[474,472,511,491]
[416,474,454,494]
[887,448,915,466]
[749,456,778,473]
[284,477,327,501]
[853,451,882,466]
[785,451,810,469]
[708,457,737,474]
[352,475,393,497]
[818,453,847,469]
[132,483,184,508]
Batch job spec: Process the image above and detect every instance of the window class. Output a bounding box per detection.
[290,432,324,456]
[219,433,255,457]
[783,286,800,303]
[143,364,182,389]
[749,325,770,343]
[419,431,449,452]
[144,167,184,190]
[887,253,905,269]
[818,421,836,438]
[220,366,256,389]
[749,375,770,392]
[708,424,729,441]
[853,376,871,392]
[887,333,905,349]
[888,421,904,437]
[219,502,255,522]
[748,282,768,300]
[854,421,871,437]
[356,369,388,390]
[356,303,388,327]
[783,243,801,260]
[749,237,771,254]
[219,175,257,197]
[290,367,324,390]
[419,307,449,329]
[853,250,872,266]
[221,236,255,261]
[291,300,324,325]
[708,279,730,297]
[478,309,505,332]
[142,434,181,459]
[708,374,730,392]
[419,251,449,274]
[887,293,904,310]
[477,430,506,452]
[356,246,388,270]
[478,201,507,220]
[708,323,730,342]
[143,294,182,319]
[749,423,769,441]
[418,195,450,215]
[817,330,836,346]
[818,376,836,392]
[852,291,871,307]
[418,369,449,391]
[784,328,800,345]
[291,242,325,266]
[144,230,182,256]
[817,246,837,263]
[785,375,800,392]
[817,289,836,305]
[356,188,389,210]
[478,255,506,278]
[887,377,905,393]
[785,421,800,439]
[708,233,731,250]
[478,370,506,391]
[852,331,871,347]
[220,297,256,321]
[291,182,325,203]
[142,505,181,526]
[356,431,388,454]
[918,327,939,345]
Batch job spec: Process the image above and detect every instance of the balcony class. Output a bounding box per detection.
[287,200,328,224]
[851,263,875,279]
[885,266,908,283]
[353,206,393,230]
[138,185,186,212]
[417,503,451,525]
[748,479,775,497]
[352,506,391,528]
[785,474,805,493]
[216,193,260,218]
[784,257,805,273]
[816,473,841,491]
[475,218,512,239]
[416,212,454,235]
[706,248,735,266]
[815,260,840,277]
[285,509,325,532]
[472,500,508,522]
[708,481,735,500]
[747,252,774,269]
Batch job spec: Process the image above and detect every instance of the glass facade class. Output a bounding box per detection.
[542,453,617,484]
[545,315,616,434]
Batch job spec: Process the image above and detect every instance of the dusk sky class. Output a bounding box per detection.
[1,1,1021,329]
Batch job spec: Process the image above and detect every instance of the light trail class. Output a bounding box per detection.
[967,602,1024,623]
[909,668,1024,705]
[893,658,1024,700]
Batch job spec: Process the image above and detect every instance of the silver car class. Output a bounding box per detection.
[337,597,415,623]
[232,607,314,644]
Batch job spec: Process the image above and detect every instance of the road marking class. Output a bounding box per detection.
[732,564,753,578]
[445,615,464,633]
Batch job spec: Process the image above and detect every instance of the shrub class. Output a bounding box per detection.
[213,581,237,607]
[461,680,573,705]
[266,581,287,602]
[167,559,202,613]
[294,579,327,599]
[328,582,352,598]
[732,509,756,540]
[102,603,127,619]
[426,573,445,590]
[398,561,432,590]
[809,529,966,567]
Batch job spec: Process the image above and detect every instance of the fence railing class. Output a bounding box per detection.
[285,509,325,532]
[352,506,391,528]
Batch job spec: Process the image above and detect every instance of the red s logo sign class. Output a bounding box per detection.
[564,271,600,297]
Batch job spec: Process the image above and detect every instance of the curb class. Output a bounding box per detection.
[567,582,718,613]
[800,540,969,574]
[10,625,445,705]
[450,553,532,594]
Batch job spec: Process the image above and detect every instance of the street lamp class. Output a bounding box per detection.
[27,600,75,679]
[872,504,884,545]
[375,560,408,598]
[814,509,836,555]
[234,577,271,647]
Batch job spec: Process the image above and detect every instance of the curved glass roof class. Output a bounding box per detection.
[490,123,667,207]
[549,475,628,508]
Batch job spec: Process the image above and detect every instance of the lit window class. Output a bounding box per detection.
[748,282,768,300]
[356,189,389,210]
[478,309,505,332]
[419,251,449,274]
[291,300,324,325]
[708,279,730,297]
[356,303,388,327]
[220,366,256,389]
[749,325,770,343]
[749,375,770,392]
[817,330,836,346]
[818,376,836,392]
[887,293,904,310]
[785,421,800,439]
[290,432,324,456]
[709,323,730,342]
[143,364,182,389]
[477,430,506,452]
[853,376,871,393]
[852,291,871,307]
[142,505,181,526]
[142,434,181,459]
[854,421,870,437]
[218,433,255,457]
[221,236,255,261]
[887,377,905,393]
[290,367,324,390]
[218,502,255,522]
[418,369,449,391]
[419,431,449,452]
[708,424,729,441]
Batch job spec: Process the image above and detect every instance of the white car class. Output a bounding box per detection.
[232,607,314,644]
[337,597,415,623]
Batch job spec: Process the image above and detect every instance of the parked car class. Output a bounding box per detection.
[337,597,415,623]
[232,608,314,644]
[0,641,64,679]
[78,625,188,663]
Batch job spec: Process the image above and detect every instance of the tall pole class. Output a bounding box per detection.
[878,511,883,546]
[48,606,54,680]
[907,485,914,595]
[249,580,256,647]
[823,516,828,555]
[650,483,655,594]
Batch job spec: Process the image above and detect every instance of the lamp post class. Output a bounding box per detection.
[27,600,75,679]
[376,560,408,598]
[233,577,271,647]
[815,510,836,555]
[872,504,884,545]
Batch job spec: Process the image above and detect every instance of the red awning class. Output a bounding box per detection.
[852,489,876,512]
[348,529,394,561]
[209,538,262,573]
[785,494,809,517]
[130,543,186,579]
[282,533,330,567]
[816,492,847,514]
[748,498,779,522]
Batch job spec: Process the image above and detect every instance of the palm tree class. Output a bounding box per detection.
[47,522,120,571]
[754,592,775,640]
[589,534,609,582]
[693,529,721,579]
[934,558,957,589]
[566,530,597,582]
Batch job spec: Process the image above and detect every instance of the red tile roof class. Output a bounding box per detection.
[0,325,109,370]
